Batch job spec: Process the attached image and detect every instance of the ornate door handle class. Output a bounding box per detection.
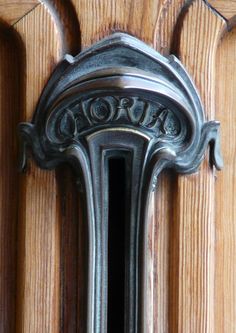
[19,33,222,333]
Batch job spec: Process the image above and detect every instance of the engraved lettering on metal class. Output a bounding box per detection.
[19,33,223,333]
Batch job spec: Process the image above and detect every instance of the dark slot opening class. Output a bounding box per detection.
[108,157,126,333]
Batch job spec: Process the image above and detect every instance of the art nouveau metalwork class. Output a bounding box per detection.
[19,33,222,333]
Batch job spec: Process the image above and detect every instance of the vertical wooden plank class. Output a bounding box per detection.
[173,1,225,332]
[73,0,161,47]
[0,25,22,333]
[17,163,60,332]
[14,2,83,331]
[72,0,185,48]
[14,4,61,332]
[39,2,84,331]
[215,27,236,333]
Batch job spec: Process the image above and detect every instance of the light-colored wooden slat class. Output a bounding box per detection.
[73,0,159,47]
[17,162,60,333]
[215,27,236,333]
[0,25,22,333]
[0,0,38,26]
[72,0,185,48]
[208,0,236,20]
[175,1,226,332]
[14,4,61,332]
[14,1,83,331]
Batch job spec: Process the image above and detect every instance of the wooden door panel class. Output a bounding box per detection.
[0,1,235,332]
[215,27,236,333]
[14,4,61,332]
[174,3,225,332]
[13,4,85,332]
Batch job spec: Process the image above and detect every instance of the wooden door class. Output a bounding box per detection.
[0,1,236,332]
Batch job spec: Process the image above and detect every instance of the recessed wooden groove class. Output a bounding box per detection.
[0,23,24,332]
[40,0,81,55]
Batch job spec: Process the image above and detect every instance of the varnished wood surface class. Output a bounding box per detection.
[0,1,38,25]
[14,4,61,332]
[0,0,235,332]
[215,27,236,333]
[208,0,236,21]
[176,3,225,331]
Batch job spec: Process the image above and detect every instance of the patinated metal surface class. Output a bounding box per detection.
[19,33,222,333]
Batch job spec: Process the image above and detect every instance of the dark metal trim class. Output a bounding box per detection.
[19,33,222,333]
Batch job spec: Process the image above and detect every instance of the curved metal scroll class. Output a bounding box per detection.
[19,33,222,333]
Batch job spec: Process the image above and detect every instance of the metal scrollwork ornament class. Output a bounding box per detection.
[19,33,222,333]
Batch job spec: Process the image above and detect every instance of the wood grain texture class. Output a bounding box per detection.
[154,0,186,55]
[215,27,236,333]
[0,0,234,332]
[72,0,185,48]
[208,0,236,21]
[174,1,225,332]
[40,0,81,56]
[0,25,22,333]
[0,0,38,25]
[14,4,61,332]
[144,171,177,333]
[13,2,85,332]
